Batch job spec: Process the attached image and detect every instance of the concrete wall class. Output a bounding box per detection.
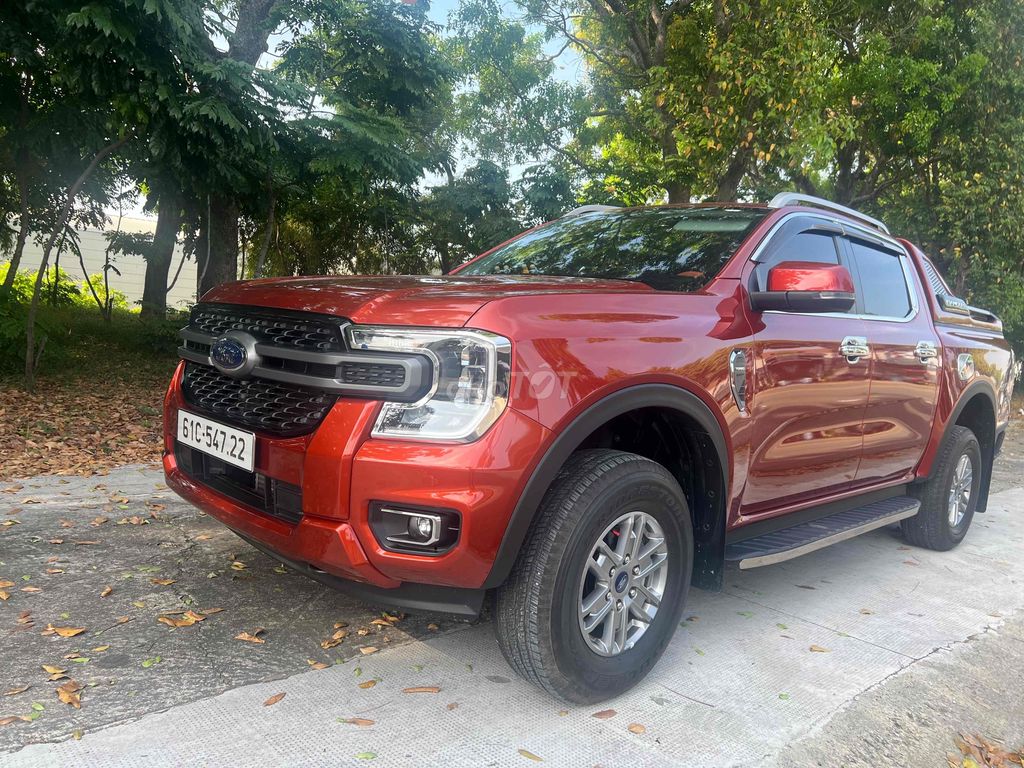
[12,215,198,310]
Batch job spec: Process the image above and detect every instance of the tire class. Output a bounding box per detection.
[494,449,693,703]
[902,425,982,551]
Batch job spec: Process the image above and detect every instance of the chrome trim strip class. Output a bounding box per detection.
[737,503,919,569]
[179,329,433,401]
[381,508,443,548]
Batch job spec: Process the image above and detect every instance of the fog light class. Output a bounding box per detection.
[368,502,460,555]
[408,515,437,542]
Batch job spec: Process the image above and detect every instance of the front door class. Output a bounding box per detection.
[739,218,872,517]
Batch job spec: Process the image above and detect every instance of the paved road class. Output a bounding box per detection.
[2,467,1022,766]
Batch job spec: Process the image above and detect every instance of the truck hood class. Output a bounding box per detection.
[200,274,653,327]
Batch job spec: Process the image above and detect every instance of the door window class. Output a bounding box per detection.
[847,240,912,318]
[754,228,841,291]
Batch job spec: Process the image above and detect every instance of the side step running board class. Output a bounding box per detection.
[725,496,920,570]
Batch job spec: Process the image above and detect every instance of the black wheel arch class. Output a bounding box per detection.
[483,384,730,590]
[928,380,999,513]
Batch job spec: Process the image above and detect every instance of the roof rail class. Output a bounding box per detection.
[768,192,890,234]
[563,204,621,217]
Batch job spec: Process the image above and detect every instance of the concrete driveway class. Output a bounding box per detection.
[2,467,1023,766]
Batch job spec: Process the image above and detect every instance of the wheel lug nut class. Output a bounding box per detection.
[624,555,630,564]
[605,591,611,601]
[609,567,615,577]
[616,600,623,611]
[632,566,640,575]
[629,588,637,597]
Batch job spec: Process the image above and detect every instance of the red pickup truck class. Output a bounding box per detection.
[164,193,1015,702]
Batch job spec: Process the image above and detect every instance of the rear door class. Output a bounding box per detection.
[740,217,871,516]
[841,233,941,483]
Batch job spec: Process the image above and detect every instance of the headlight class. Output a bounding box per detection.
[346,326,512,442]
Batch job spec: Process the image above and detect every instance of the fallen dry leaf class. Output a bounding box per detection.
[370,619,391,627]
[307,660,329,670]
[90,516,108,527]
[41,665,66,675]
[157,610,206,628]
[92,645,109,653]
[48,539,63,545]
[402,686,440,694]
[263,692,286,707]
[235,628,266,644]
[74,540,99,546]
[357,680,377,690]
[446,702,459,711]
[43,625,86,638]
[809,645,831,653]
[56,679,82,708]
[0,591,9,601]
[150,578,176,586]
[0,580,14,588]
[100,586,112,597]
[0,715,32,726]
[21,586,41,593]
[359,646,378,656]
[339,718,375,727]
[592,709,617,720]
[2,685,29,697]
[859,608,873,615]
[45,569,63,575]
[627,723,647,735]
[518,749,543,762]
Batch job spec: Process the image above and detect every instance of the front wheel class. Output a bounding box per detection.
[902,425,982,551]
[494,450,693,703]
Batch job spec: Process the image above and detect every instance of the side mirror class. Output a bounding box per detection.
[749,261,856,313]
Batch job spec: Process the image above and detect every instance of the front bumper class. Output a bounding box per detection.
[163,362,551,612]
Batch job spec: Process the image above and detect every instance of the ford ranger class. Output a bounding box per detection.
[163,193,1015,702]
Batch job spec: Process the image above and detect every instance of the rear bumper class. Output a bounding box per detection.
[163,362,551,612]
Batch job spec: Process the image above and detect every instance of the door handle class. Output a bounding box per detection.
[915,341,938,363]
[839,336,870,363]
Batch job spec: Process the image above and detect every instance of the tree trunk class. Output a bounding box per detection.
[253,190,276,278]
[198,196,239,297]
[665,180,691,204]
[196,0,278,293]
[2,160,31,292]
[141,189,183,319]
[714,147,753,201]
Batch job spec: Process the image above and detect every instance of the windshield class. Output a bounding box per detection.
[457,206,768,292]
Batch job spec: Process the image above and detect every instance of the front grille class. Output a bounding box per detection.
[191,305,345,351]
[182,362,336,437]
[175,445,303,525]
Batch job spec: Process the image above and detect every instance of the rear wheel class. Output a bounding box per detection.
[902,425,982,551]
[494,449,693,703]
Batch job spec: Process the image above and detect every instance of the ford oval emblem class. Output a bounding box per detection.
[211,337,248,373]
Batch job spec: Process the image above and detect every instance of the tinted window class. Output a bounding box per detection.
[766,231,840,267]
[458,207,768,292]
[849,241,912,317]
